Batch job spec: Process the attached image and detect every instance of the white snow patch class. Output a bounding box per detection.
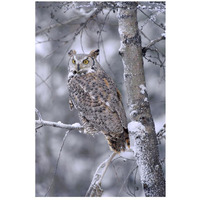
[130,104,136,109]
[128,121,146,133]
[72,123,82,128]
[144,97,148,102]
[130,110,137,117]
[161,32,165,37]
[141,5,146,9]
[139,84,146,94]
[137,5,146,9]
[150,15,156,22]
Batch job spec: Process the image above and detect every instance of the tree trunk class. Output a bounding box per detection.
[118,2,165,197]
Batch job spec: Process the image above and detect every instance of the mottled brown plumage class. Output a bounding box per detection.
[67,49,130,152]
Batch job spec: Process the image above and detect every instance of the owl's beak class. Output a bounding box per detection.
[77,64,80,71]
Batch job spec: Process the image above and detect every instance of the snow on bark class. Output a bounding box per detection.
[128,121,146,133]
[139,84,146,94]
[118,2,165,197]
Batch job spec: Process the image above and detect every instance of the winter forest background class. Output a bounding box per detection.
[35,1,165,197]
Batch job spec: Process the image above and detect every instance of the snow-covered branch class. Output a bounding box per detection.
[35,108,83,131]
[35,120,83,131]
[85,152,117,197]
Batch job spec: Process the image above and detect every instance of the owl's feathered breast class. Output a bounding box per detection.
[68,69,127,135]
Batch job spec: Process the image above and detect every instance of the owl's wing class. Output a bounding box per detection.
[115,88,128,129]
[68,70,127,132]
[99,73,128,129]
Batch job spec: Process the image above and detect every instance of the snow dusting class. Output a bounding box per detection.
[130,110,137,117]
[72,123,82,128]
[161,32,165,37]
[128,121,146,133]
[139,84,146,94]
[144,97,148,102]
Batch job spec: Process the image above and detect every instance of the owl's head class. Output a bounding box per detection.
[68,49,99,78]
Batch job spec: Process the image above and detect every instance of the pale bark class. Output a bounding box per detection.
[118,2,165,197]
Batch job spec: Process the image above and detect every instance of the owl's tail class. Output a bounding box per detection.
[106,129,130,153]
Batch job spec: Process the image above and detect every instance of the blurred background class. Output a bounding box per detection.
[35,1,165,197]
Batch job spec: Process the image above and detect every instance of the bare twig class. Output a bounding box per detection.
[73,6,103,40]
[35,120,84,132]
[118,164,138,196]
[142,35,165,56]
[35,108,43,121]
[146,35,165,49]
[36,43,72,88]
[140,30,151,42]
[80,29,85,53]
[45,131,69,196]
[97,8,112,44]
[157,124,166,143]
[157,124,166,137]
[36,16,82,36]
[138,8,165,30]
[35,72,52,91]
[85,152,117,197]
[126,166,139,196]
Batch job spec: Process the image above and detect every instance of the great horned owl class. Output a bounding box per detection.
[67,49,130,153]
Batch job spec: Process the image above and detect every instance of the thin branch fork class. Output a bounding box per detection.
[138,8,165,30]
[146,35,165,49]
[142,35,165,56]
[73,6,103,39]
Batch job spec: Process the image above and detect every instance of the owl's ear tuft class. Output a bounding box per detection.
[68,50,76,57]
[89,49,99,58]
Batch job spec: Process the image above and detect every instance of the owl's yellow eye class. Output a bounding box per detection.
[83,59,89,64]
[72,59,76,64]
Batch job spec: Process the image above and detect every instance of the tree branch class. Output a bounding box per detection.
[35,120,83,131]
[36,16,82,36]
[138,8,165,30]
[157,124,166,144]
[35,108,83,131]
[45,131,69,196]
[35,108,43,121]
[142,35,165,56]
[85,152,117,197]
[118,2,165,197]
